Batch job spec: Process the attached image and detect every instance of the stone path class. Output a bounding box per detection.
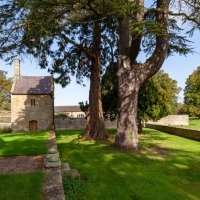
[43,131,80,200]
[43,131,65,200]
[43,166,65,200]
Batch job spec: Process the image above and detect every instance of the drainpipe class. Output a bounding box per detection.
[51,75,55,132]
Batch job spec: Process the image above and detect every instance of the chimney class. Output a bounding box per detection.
[14,59,20,76]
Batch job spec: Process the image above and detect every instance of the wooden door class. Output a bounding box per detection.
[29,120,37,132]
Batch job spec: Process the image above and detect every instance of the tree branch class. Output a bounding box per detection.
[60,33,95,58]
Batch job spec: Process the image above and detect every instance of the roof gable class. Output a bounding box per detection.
[12,76,53,95]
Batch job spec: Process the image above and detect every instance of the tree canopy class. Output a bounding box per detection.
[0,0,118,140]
[0,70,12,110]
[101,63,181,123]
[184,66,200,117]
[0,0,200,149]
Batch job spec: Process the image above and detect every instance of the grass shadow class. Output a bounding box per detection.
[56,129,200,200]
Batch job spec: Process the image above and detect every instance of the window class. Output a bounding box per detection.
[31,99,35,106]
[77,114,85,118]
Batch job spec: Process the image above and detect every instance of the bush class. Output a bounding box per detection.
[63,176,86,200]
[0,125,11,133]
[55,113,70,118]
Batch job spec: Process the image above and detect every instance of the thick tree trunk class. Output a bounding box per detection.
[114,16,142,150]
[114,0,169,150]
[82,21,109,140]
[114,67,141,149]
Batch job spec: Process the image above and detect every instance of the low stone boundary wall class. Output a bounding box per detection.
[148,115,189,126]
[146,123,200,141]
[54,118,117,130]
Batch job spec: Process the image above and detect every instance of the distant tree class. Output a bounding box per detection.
[79,101,89,119]
[101,64,181,132]
[177,103,188,115]
[184,66,200,117]
[0,70,12,110]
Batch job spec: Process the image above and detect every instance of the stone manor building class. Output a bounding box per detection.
[11,59,54,132]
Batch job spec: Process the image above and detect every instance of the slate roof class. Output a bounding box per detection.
[54,106,81,112]
[12,76,53,95]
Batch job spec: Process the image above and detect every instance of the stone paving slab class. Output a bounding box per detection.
[43,166,65,200]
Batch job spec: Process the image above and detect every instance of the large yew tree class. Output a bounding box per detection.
[113,0,200,149]
[0,0,117,139]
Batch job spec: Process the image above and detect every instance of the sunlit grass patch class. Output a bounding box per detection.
[0,131,49,157]
[56,129,200,200]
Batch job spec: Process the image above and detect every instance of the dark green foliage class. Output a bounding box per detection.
[63,176,86,200]
[55,113,70,118]
[139,70,181,121]
[79,101,89,115]
[0,70,12,110]
[101,64,180,122]
[0,1,117,86]
[101,63,118,120]
[184,66,200,117]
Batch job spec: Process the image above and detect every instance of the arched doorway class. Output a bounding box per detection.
[29,120,37,132]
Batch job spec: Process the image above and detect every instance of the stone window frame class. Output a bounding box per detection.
[31,99,35,106]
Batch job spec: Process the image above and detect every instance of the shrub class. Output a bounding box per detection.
[63,176,86,200]
[55,113,70,118]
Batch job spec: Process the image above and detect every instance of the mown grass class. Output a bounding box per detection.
[56,129,200,200]
[186,118,200,129]
[0,172,45,200]
[0,131,49,157]
[0,131,49,200]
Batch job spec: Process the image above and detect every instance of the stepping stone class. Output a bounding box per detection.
[45,159,61,168]
[46,152,59,159]
[48,154,59,162]
[48,147,58,154]
[61,163,71,177]
[69,169,80,178]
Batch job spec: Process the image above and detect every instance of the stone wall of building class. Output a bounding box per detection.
[147,115,189,126]
[11,94,54,132]
[54,118,117,130]
[0,110,11,123]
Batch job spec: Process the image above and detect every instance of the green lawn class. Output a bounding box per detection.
[0,131,49,200]
[0,131,49,157]
[186,118,200,129]
[56,129,200,200]
[0,172,45,200]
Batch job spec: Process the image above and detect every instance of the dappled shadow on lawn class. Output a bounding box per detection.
[56,129,200,200]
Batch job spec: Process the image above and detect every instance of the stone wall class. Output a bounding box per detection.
[146,123,200,141]
[0,110,11,123]
[11,94,54,132]
[54,118,117,130]
[147,115,189,126]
